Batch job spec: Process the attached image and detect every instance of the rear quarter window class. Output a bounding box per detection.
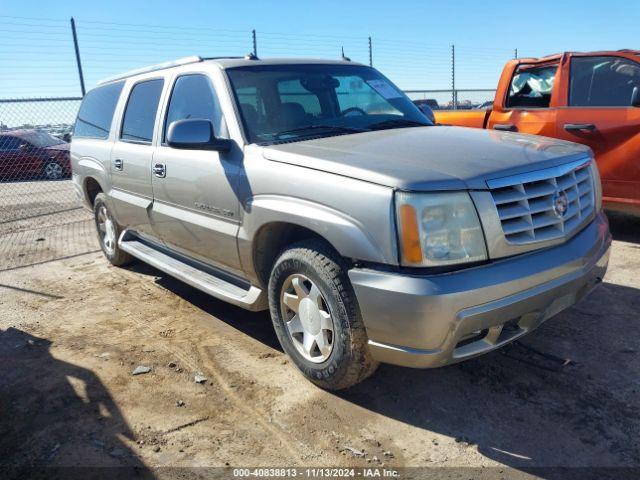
[74,81,124,139]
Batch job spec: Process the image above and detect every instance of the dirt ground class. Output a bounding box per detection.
[0,211,639,479]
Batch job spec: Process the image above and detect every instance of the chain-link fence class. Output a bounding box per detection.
[0,98,85,235]
[1,15,530,269]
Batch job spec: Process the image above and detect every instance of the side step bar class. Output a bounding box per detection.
[119,237,267,311]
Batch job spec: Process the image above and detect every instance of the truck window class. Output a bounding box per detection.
[74,81,124,139]
[164,74,229,141]
[506,64,558,109]
[120,79,164,144]
[569,56,640,107]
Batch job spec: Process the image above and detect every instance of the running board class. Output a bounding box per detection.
[119,237,267,311]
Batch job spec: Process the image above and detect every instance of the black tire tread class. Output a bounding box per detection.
[268,239,378,390]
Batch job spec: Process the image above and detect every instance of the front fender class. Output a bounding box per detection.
[237,194,396,281]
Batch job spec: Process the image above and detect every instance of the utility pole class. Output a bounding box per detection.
[451,44,456,110]
[70,17,85,96]
[252,29,258,57]
[368,36,373,67]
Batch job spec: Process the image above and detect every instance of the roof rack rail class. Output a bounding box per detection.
[97,56,203,85]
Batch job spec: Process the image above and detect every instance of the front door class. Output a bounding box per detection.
[555,55,640,210]
[109,78,164,237]
[150,73,242,273]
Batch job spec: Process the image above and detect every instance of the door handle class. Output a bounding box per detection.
[493,123,517,132]
[152,163,166,178]
[113,158,123,171]
[564,123,596,133]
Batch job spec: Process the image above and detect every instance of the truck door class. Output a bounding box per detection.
[150,72,243,274]
[487,60,560,137]
[555,54,640,211]
[109,78,164,238]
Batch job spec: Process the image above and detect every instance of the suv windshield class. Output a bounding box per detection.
[226,64,431,144]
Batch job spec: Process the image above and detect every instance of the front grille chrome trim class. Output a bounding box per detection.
[487,158,595,246]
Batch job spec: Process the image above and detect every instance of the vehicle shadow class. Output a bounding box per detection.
[128,262,281,351]
[0,328,155,479]
[607,211,640,243]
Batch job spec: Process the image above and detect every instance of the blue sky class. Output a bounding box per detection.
[1,0,638,118]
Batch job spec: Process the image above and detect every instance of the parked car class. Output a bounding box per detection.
[71,56,611,389]
[435,50,640,215]
[0,129,71,181]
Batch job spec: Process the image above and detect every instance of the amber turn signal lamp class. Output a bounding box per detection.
[398,204,423,264]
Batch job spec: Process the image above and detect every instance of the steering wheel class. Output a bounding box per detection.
[341,107,367,117]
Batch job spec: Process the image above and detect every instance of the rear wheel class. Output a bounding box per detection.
[268,240,378,390]
[94,193,133,267]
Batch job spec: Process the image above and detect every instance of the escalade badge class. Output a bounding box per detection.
[552,190,569,218]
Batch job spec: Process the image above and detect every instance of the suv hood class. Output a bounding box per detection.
[261,126,591,190]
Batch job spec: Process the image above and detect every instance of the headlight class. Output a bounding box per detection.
[395,191,487,267]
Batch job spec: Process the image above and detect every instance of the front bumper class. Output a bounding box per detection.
[349,212,611,368]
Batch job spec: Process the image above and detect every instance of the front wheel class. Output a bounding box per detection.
[268,240,378,390]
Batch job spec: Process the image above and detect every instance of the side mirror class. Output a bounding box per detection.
[167,118,233,152]
[632,87,640,107]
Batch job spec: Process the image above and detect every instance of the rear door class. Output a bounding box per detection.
[487,60,561,137]
[555,54,640,210]
[150,72,243,273]
[109,78,164,237]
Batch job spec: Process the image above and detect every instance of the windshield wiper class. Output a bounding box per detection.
[367,119,431,131]
[274,124,366,139]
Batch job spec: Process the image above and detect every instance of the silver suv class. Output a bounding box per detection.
[71,56,611,389]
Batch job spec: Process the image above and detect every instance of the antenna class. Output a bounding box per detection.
[341,47,351,62]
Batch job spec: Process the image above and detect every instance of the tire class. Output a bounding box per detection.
[42,160,64,180]
[268,239,378,390]
[93,193,134,267]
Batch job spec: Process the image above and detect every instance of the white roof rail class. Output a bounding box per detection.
[97,56,203,85]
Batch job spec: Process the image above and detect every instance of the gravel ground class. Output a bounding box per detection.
[0,211,638,479]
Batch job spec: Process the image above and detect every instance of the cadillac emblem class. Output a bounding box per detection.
[552,190,569,218]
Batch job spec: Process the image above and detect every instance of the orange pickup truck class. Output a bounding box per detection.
[435,50,640,214]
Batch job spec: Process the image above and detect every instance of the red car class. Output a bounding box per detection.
[0,130,71,181]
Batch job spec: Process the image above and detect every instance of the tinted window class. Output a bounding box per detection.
[121,79,164,143]
[0,136,22,151]
[570,56,640,107]
[227,64,429,144]
[506,64,558,109]
[74,81,124,139]
[164,74,228,140]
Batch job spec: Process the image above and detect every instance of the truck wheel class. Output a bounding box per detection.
[93,193,133,267]
[268,239,378,390]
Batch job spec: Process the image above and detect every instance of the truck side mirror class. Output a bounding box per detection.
[167,118,233,152]
[632,87,640,107]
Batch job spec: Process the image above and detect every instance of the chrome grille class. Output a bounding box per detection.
[487,159,594,245]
